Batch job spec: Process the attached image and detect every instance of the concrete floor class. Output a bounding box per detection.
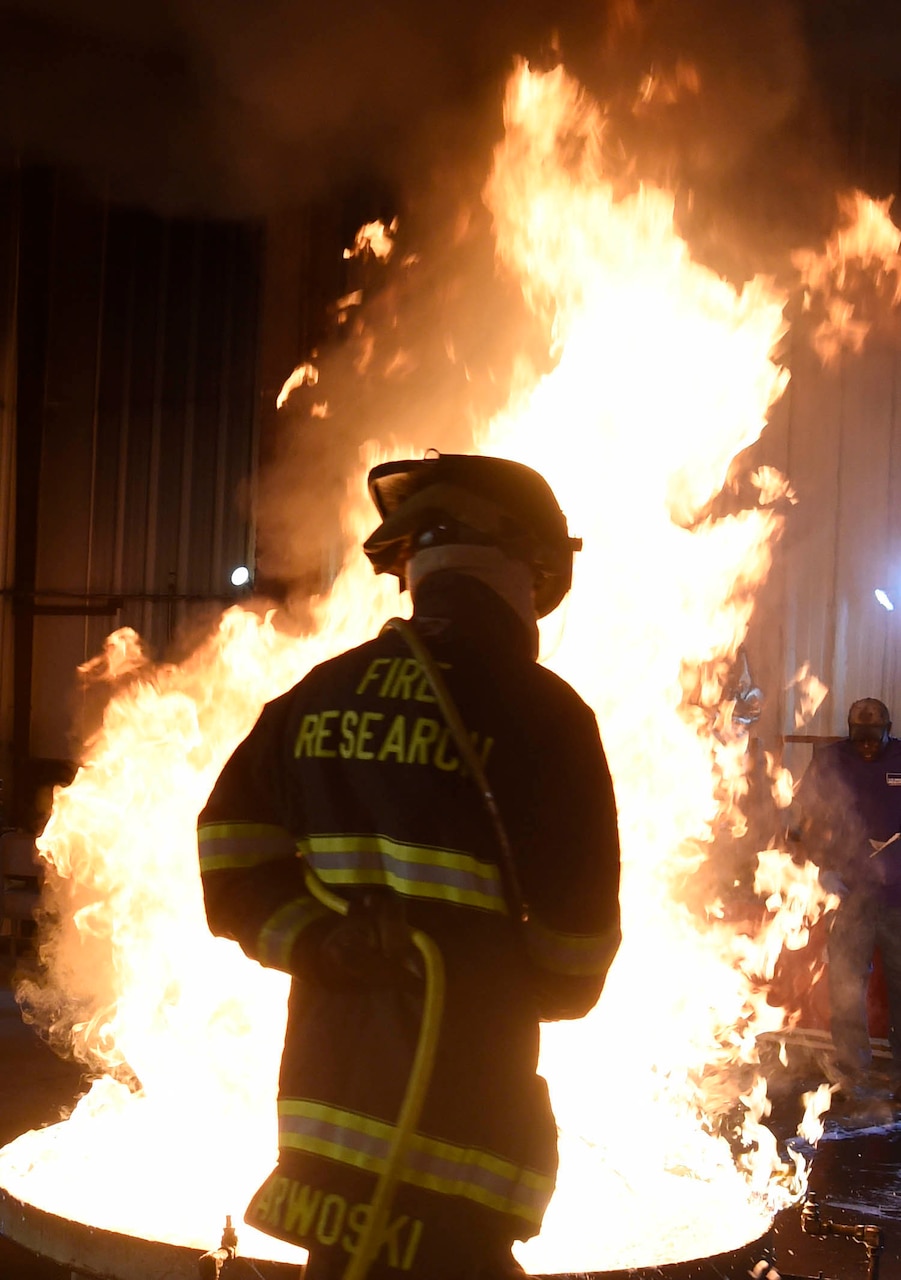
[2,944,901,1280]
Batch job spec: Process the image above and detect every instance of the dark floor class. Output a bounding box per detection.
[2,948,901,1280]
[0,951,84,1278]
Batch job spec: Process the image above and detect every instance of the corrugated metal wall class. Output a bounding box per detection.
[747,84,901,773]
[3,168,263,805]
[0,163,18,824]
[754,318,901,770]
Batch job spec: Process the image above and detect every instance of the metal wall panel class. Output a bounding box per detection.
[0,162,18,820]
[22,177,263,763]
[754,318,901,771]
[745,82,901,768]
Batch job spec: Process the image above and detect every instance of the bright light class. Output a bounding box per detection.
[875,588,894,612]
[230,566,251,588]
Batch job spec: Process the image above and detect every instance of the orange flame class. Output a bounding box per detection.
[276,361,319,410]
[794,191,901,363]
[343,218,398,262]
[789,663,829,731]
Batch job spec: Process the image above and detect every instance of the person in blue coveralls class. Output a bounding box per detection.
[793,698,901,1098]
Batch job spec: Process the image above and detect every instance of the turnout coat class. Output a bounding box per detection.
[198,573,621,1275]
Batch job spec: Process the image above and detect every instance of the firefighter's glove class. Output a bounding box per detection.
[319,892,418,987]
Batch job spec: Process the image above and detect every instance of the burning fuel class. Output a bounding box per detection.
[1,57,898,1272]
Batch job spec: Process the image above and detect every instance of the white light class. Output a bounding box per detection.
[875,588,894,612]
[230,566,251,588]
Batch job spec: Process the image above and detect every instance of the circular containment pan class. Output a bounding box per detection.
[0,1186,300,1278]
[535,1228,774,1280]
[0,1189,774,1280]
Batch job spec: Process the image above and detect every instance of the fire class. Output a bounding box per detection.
[343,218,398,262]
[1,58,898,1272]
[277,361,319,410]
[788,663,829,731]
[793,191,901,363]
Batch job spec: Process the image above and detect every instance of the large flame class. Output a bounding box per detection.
[0,59,891,1271]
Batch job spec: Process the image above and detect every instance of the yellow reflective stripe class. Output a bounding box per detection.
[282,1098,388,1137]
[277,1098,552,1225]
[296,834,507,914]
[198,821,295,871]
[257,897,330,970]
[301,836,499,879]
[525,916,620,977]
[312,867,503,911]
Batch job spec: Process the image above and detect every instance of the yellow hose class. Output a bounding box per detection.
[303,869,446,1280]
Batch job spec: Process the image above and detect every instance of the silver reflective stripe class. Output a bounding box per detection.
[198,821,295,871]
[296,834,507,914]
[402,1138,547,1215]
[279,1106,392,1172]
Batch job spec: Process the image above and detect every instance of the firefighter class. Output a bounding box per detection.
[198,452,622,1280]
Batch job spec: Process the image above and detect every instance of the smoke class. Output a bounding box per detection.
[0,0,610,214]
[564,0,865,280]
[251,0,897,592]
[253,158,552,591]
[3,0,888,219]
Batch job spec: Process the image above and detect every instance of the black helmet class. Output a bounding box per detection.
[363,452,582,617]
[848,698,891,728]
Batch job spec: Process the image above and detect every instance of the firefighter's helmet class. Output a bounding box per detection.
[364,452,582,617]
